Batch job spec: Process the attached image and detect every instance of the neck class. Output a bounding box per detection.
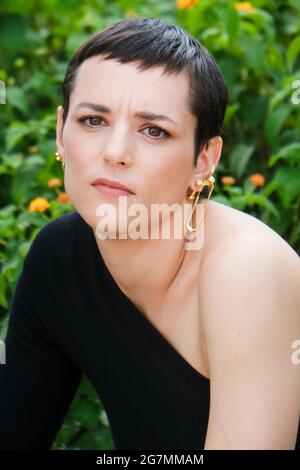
[92,200,208,316]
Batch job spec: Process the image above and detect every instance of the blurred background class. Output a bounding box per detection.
[0,0,299,450]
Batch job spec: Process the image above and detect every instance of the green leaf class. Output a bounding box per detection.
[245,194,281,220]
[219,4,239,43]
[0,153,24,173]
[6,122,33,152]
[15,211,47,231]
[269,143,300,167]
[11,157,45,205]
[265,105,291,146]
[239,37,265,71]
[6,86,28,114]
[224,103,240,126]
[273,167,300,207]
[0,314,9,340]
[270,86,294,113]
[241,96,268,127]
[287,35,300,72]
[0,15,28,64]
[230,196,247,211]
[211,195,232,207]
[228,144,255,178]
[0,217,15,238]
[71,400,100,432]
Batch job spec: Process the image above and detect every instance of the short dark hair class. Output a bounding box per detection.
[61,16,228,167]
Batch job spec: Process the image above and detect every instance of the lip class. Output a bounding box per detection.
[91,177,134,196]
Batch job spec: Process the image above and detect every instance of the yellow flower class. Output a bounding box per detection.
[126,10,136,17]
[48,177,63,188]
[250,173,265,187]
[221,176,236,186]
[234,2,254,13]
[57,192,69,204]
[27,197,50,213]
[176,0,197,10]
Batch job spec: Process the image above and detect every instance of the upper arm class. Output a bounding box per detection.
[0,215,82,449]
[199,235,300,449]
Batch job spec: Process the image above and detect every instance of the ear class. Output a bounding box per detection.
[189,136,223,191]
[56,105,65,157]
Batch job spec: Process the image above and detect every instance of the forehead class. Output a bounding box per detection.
[69,55,191,117]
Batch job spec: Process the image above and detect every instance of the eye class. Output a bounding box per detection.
[78,115,104,127]
[78,115,170,140]
[143,126,170,140]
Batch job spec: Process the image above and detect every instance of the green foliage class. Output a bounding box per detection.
[52,375,115,450]
[0,0,299,450]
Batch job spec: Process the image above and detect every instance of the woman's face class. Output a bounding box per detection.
[56,55,214,237]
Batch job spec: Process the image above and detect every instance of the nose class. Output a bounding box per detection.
[104,153,130,166]
[103,128,133,167]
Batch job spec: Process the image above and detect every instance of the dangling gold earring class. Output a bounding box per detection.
[187,178,204,201]
[186,173,215,233]
[55,151,65,170]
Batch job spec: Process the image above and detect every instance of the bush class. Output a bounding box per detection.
[0,0,299,449]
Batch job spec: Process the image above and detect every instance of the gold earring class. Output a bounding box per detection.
[186,174,215,233]
[187,178,204,201]
[55,151,65,169]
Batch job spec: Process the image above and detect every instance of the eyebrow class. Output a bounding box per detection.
[74,102,178,126]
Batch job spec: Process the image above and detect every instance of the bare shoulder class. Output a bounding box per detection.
[203,199,299,264]
[199,199,300,319]
[198,200,300,448]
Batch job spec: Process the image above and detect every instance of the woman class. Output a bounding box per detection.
[0,17,300,450]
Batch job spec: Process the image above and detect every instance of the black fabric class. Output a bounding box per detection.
[0,211,299,450]
[0,211,210,450]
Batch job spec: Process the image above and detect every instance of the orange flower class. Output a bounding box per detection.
[48,177,63,188]
[250,173,265,187]
[57,192,69,204]
[221,176,236,186]
[176,0,197,9]
[234,2,254,13]
[28,145,39,154]
[27,197,50,213]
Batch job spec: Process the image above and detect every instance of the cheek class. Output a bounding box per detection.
[63,125,91,171]
[144,154,192,204]
[62,127,87,197]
